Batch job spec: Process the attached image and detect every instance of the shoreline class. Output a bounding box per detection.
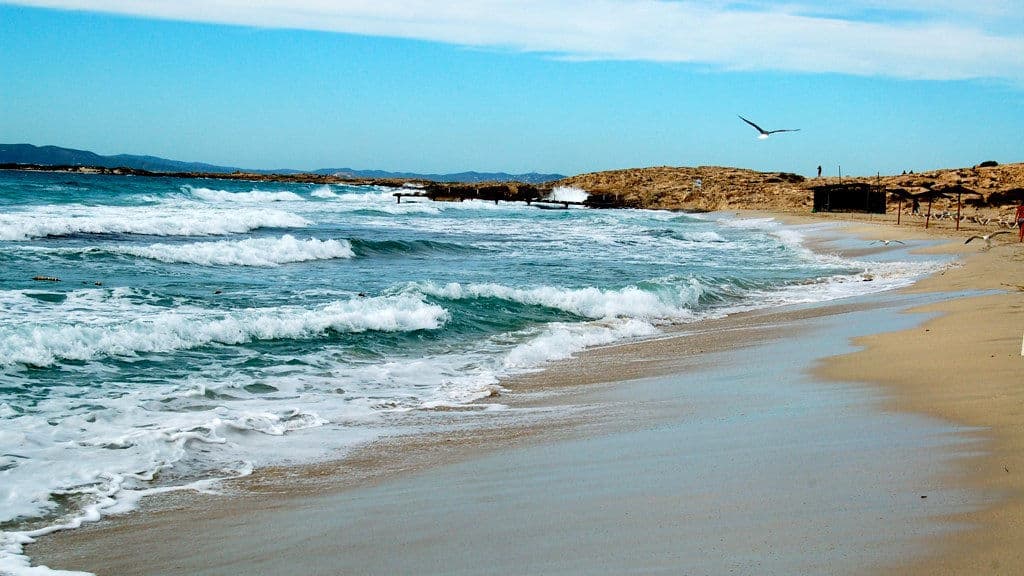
[778,210,1024,573]
[24,211,1024,574]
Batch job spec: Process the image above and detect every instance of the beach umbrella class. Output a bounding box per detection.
[887,189,913,225]
[913,190,951,229]
[935,184,982,230]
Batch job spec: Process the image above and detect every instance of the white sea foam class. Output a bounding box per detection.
[187,186,305,203]
[0,291,448,367]
[111,235,354,266]
[503,318,658,369]
[0,205,309,241]
[720,216,807,249]
[408,281,701,322]
[0,412,253,573]
[673,230,726,243]
[760,258,949,307]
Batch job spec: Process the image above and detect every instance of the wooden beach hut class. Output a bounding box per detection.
[811,182,886,214]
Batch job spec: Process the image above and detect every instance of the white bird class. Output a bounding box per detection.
[738,115,800,139]
[871,239,906,246]
[964,230,1012,248]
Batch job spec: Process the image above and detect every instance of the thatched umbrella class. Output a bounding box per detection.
[935,184,983,230]
[888,188,913,225]
[913,190,951,229]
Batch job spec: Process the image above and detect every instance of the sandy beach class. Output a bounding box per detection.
[26,210,1024,575]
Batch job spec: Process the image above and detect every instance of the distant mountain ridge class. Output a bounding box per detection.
[0,143,239,174]
[0,143,564,183]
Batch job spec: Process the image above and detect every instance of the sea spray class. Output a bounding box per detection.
[547,185,589,203]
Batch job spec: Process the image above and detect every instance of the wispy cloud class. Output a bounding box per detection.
[10,0,1024,81]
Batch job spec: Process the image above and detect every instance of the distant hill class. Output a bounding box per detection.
[0,143,240,174]
[0,143,564,183]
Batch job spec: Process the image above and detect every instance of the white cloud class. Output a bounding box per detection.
[10,0,1024,81]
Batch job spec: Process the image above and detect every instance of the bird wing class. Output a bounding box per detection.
[991,230,1012,238]
[737,115,767,134]
[892,240,906,244]
[765,128,800,134]
[965,236,981,244]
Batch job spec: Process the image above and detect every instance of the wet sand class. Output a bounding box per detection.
[27,213,1024,575]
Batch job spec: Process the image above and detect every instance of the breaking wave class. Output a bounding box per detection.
[310,185,338,198]
[406,281,704,321]
[0,291,448,367]
[0,205,309,241]
[186,186,305,203]
[111,235,354,266]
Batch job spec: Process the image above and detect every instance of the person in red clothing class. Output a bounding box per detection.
[1017,204,1024,242]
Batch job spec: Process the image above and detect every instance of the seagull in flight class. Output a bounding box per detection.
[964,230,1012,248]
[738,115,800,139]
[871,239,906,246]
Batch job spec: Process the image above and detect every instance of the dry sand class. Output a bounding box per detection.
[25,210,1024,575]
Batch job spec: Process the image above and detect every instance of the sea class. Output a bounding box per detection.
[0,170,945,573]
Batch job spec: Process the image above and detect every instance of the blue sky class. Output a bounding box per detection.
[1,1,1022,176]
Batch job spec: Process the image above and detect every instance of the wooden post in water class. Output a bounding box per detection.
[926,196,933,229]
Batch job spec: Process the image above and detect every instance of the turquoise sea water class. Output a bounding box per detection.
[0,170,944,573]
